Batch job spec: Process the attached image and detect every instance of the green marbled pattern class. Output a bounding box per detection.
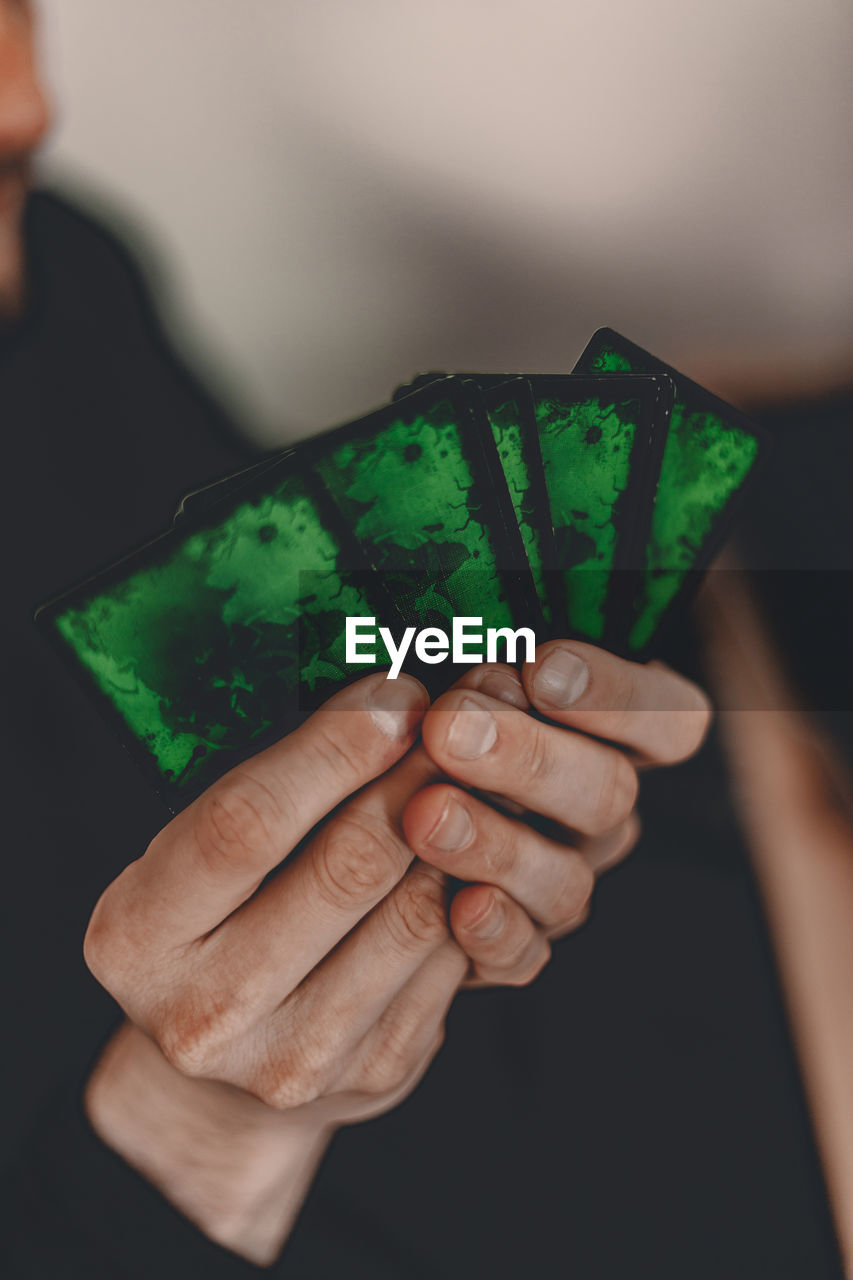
[486,390,551,623]
[588,347,758,650]
[535,391,637,641]
[314,399,516,633]
[52,468,371,795]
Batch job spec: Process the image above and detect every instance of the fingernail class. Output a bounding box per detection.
[534,648,589,708]
[445,697,498,759]
[477,670,528,710]
[366,676,426,739]
[426,796,474,852]
[468,896,504,939]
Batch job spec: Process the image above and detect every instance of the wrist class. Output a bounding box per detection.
[84,1020,332,1265]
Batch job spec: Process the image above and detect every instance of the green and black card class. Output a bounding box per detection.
[525,373,672,651]
[572,328,770,655]
[37,329,769,809]
[308,377,538,640]
[37,461,391,809]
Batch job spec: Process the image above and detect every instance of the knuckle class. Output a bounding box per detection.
[156,996,238,1078]
[519,721,554,787]
[489,820,522,879]
[613,664,641,713]
[364,1025,421,1097]
[83,870,145,992]
[592,751,638,833]
[498,939,551,988]
[384,869,449,952]
[301,721,367,790]
[193,771,285,878]
[82,887,122,983]
[314,814,406,913]
[552,857,595,926]
[252,1041,329,1111]
[304,692,412,786]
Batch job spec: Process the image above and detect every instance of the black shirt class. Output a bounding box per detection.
[0,192,847,1278]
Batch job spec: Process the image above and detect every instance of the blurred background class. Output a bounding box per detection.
[38,0,853,446]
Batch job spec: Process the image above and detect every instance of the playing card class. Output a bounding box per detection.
[572,328,770,655]
[37,460,391,810]
[479,378,553,627]
[410,370,672,649]
[308,377,538,647]
[394,372,553,626]
[524,374,672,650]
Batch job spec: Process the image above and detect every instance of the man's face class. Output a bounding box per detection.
[0,0,50,322]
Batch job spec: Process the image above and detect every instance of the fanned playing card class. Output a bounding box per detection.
[308,377,538,643]
[36,462,393,809]
[572,328,770,655]
[393,372,553,626]
[404,371,673,649]
[479,378,553,627]
[524,374,673,651]
[37,327,770,809]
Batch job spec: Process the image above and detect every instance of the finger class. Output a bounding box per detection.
[522,640,711,764]
[420,690,638,836]
[341,938,468,1105]
[447,667,529,816]
[577,811,642,875]
[448,662,530,711]
[403,783,594,928]
[450,665,530,814]
[248,866,461,1108]
[450,884,551,987]
[201,744,443,1011]
[100,673,429,946]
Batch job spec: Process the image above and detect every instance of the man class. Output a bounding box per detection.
[2,3,850,1277]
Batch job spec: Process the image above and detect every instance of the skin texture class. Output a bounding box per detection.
[0,0,50,322]
[84,651,710,1263]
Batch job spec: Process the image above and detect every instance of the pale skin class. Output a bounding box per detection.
[82,647,711,1263]
[8,2,853,1272]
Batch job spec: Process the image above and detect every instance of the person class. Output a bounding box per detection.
[2,3,852,1277]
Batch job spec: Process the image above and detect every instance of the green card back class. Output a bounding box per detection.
[573,329,769,655]
[528,375,671,648]
[37,464,386,808]
[310,378,535,641]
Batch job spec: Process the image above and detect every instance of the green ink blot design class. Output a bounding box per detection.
[52,471,373,795]
[486,392,551,622]
[315,400,516,634]
[589,344,758,650]
[535,393,636,641]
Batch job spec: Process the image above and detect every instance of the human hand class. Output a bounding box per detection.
[82,646,709,1263]
[83,671,467,1262]
[404,641,712,986]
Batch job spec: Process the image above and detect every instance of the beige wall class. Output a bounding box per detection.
[39,0,853,444]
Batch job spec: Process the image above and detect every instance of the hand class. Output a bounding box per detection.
[82,647,709,1264]
[403,641,712,986]
[83,672,466,1263]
